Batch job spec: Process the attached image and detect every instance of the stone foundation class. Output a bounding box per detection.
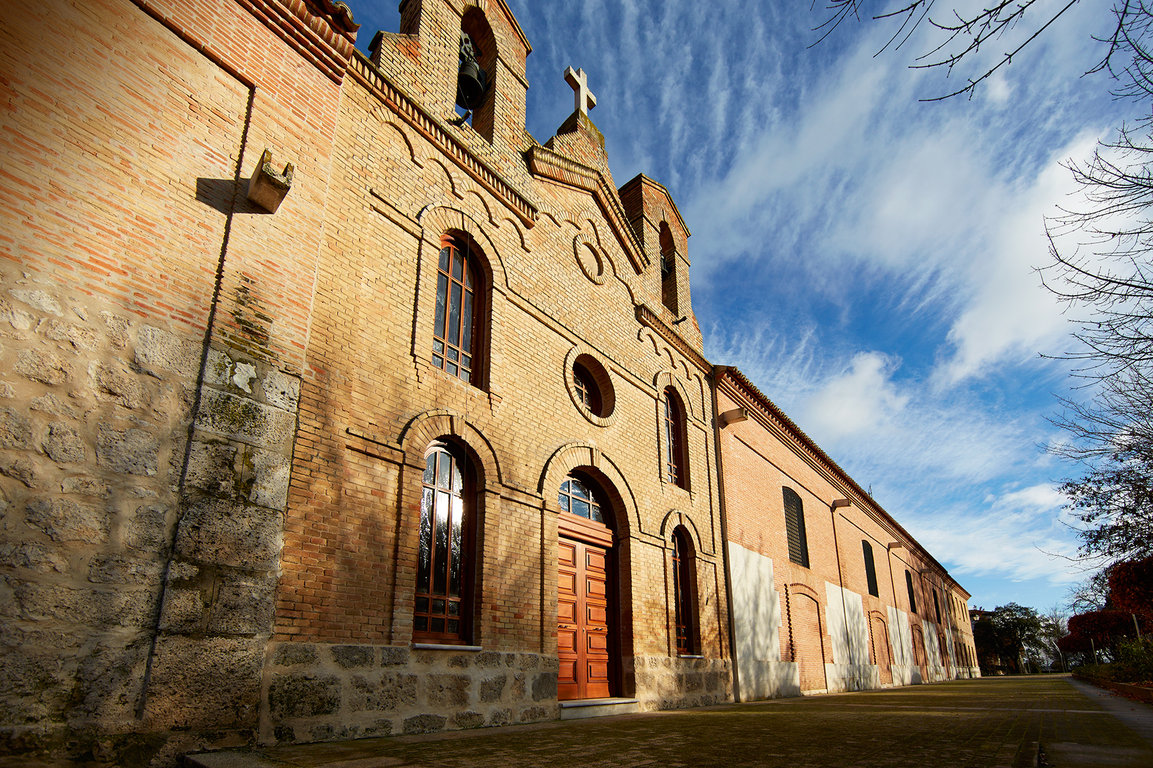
[633,654,732,711]
[261,644,560,744]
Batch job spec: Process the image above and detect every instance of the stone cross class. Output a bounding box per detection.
[564,66,597,116]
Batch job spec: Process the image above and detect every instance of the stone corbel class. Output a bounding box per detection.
[247,149,294,213]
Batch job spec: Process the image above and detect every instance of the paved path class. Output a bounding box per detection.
[190,676,1153,768]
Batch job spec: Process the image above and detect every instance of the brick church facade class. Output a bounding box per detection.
[0,0,977,764]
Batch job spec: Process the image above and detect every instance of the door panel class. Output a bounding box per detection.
[558,535,613,700]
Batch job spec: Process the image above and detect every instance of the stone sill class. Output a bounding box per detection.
[412,643,482,652]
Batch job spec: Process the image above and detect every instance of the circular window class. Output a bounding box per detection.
[564,349,616,426]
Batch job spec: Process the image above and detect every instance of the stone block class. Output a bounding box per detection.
[518,705,551,723]
[262,369,300,411]
[479,674,506,703]
[402,713,446,735]
[173,497,281,570]
[13,580,156,628]
[60,476,108,497]
[349,672,417,712]
[0,407,32,450]
[100,311,129,349]
[380,646,409,666]
[249,449,290,510]
[0,297,36,330]
[332,645,374,668]
[91,362,146,409]
[206,573,276,635]
[195,389,295,450]
[0,454,37,487]
[135,326,201,380]
[44,319,98,351]
[159,586,206,634]
[30,393,78,419]
[531,672,556,701]
[272,643,318,666]
[451,711,484,729]
[9,288,62,316]
[97,425,159,476]
[16,349,71,386]
[0,542,69,574]
[145,636,263,729]
[487,709,513,726]
[87,554,164,585]
[185,440,239,496]
[24,497,108,543]
[267,673,341,719]
[43,421,85,463]
[125,503,170,552]
[424,674,470,706]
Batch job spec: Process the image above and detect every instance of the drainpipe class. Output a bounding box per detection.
[710,367,742,702]
[830,498,853,686]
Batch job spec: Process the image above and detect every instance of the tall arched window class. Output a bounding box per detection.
[862,540,879,597]
[783,487,809,567]
[672,526,698,655]
[905,570,918,614]
[432,234,483,385]
[415,442,475,642]
[663,387,688,489]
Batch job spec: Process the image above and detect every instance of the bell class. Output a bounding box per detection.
[456,58,487,111]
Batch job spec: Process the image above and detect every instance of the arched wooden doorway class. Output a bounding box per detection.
[789,588,827,693]
[911,625,928,682]
[557,472,619,700]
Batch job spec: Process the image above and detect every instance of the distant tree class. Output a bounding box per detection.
[973,603,1046,673]
[1065,608,1144,659]
[1041,608,1070,671]
[1107,555,1153,622]
[1059,450,1153,562]
[1066,569,1112,614]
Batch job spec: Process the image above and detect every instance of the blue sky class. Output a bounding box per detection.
[350,1,1135,613]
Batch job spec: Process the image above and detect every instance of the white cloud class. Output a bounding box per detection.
[801,351,908,441]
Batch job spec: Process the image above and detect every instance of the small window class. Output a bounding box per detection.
[573,362,602,415]
[662,387,689,489]
[783,487,809,568]
[862,540,879,597]
[933,590,942,624]
[416,443,475,642]
[905,570,918,614]
[672,527,698,655]
[659,222,677,314]
[431,235,483,385]
[559,474,606,524]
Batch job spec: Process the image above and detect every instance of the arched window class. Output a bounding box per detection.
[415,442,475,642]
[573,361,601,415]
[862,540,879,597]
[558,473,606,524]
[662,387,688,489]
[783,487,809,567]
[432,234,483,385]
[933,589,942,624]
[672,526,698,655]
[905,570,918,614]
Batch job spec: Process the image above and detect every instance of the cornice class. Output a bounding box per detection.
[527,145,648,274]
[350,55,539,227]
[714,366,964,594]
[239,0,357,85]
[636,305,708,373]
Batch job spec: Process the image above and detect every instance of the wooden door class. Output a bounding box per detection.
[558,536,612,700]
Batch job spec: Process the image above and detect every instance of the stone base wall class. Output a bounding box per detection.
[824,663,881,693]
[633,655,732,711]
[262,644,560,744]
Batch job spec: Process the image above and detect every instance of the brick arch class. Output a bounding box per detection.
[398,409,502,489]
[538,442,639,536]
[417,204,508,289]
[658,509,703,550]
[654,369,697,421]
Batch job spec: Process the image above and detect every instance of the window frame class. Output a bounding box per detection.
[671,526,699,655]
[662,387,689,490]
[431,234,484,386]
[783,487,810,568]
[414,442,476,644]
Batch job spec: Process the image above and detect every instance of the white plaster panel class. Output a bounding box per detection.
[728,542,799,699]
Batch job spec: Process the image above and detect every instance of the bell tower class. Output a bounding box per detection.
[372,0,531,149]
